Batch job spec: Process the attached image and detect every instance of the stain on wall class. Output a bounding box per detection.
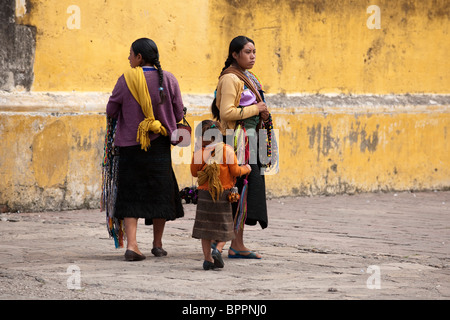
[266,106,450,197]
[0,0,36,91]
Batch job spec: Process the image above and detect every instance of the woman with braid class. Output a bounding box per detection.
[211,36,271,259]
[106,38,184,261]
[191,120,251,270]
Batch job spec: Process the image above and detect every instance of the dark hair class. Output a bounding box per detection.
[131,38,165,105]
[195,120,222,146]
[195,119,221,137]
[211,36,255,120]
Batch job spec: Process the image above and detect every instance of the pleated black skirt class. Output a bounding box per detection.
[114,136,184,224]
[232,163,268,229]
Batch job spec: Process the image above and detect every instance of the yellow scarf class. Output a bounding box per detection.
[123,66,168,151]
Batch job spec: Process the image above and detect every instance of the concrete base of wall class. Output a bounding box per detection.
[1,92,449,212]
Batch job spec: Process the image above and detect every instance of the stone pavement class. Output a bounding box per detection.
[0,191,449,301]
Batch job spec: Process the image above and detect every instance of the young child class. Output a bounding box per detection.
[190,120,251,270]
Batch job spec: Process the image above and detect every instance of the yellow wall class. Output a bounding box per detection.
[1,99,448,211]
[268,105,450,196]
[18,0,450,94]
[0,109,105,211]
[173,104,450,198]
[1,0,449,211]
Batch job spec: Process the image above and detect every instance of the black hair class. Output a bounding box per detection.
[195,120,222,147]
[131,38,166,105]
[211,36,255,121]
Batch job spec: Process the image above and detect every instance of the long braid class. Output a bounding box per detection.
[154,60,166,105]
[212,57,234,120]
[220,56,234,74]
[131,38,166,106]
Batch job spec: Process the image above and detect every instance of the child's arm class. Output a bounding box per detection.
[232,164,252,177]
[190,149,206,177]
[225,145,251,177]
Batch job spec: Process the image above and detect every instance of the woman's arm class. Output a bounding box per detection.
[218,74,259,121]
[168,73,185,123]
[106,76,125,118]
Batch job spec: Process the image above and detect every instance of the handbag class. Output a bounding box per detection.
[179,186,198,204]
[227,186,240,203]
[172,107,191,147]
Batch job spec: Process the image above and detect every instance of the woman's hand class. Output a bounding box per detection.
[260,110,270,121]
[257,102,269,121]
[256,101,267,113]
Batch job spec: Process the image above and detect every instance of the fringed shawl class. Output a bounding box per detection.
[124,66,168,151]
[101,116,124,248]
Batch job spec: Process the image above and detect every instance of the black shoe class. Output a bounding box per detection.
[151,247,167,257]
[212,248,224,268]
[124,250,146,261]
[203,260,217,270]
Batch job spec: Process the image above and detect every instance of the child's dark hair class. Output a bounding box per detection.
[211,36,255,121]
[195,120,222,145]
[131,38,166,105]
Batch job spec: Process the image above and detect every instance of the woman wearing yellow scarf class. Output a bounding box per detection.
[106,38,185,261]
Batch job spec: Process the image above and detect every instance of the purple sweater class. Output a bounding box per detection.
[106,69,185,146]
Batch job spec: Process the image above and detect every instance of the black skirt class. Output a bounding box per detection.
[114,136,184,224]
[232,163,268,229]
